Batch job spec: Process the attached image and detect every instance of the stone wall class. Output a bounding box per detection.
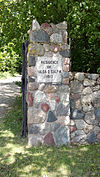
[27,19,100,146]
[70,72,100,144]
[27,20,70,146]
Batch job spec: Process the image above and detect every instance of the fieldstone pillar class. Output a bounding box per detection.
[27,19,71,146]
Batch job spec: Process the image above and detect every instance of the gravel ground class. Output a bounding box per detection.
[0,76,21,119]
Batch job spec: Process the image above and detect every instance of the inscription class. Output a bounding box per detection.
[36,53,62,83]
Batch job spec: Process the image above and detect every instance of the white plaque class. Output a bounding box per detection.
[36,53,62,83]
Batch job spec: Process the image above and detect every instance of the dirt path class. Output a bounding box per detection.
[0,76,21,119]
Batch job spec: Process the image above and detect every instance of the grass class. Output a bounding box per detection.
[0,71,20,79]
[0,96,100,177]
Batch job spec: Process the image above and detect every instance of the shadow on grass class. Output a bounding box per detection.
[0,96,100,177]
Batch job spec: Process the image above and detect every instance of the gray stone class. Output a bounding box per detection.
[28,44,45,56]
[39,123,51,135]
[93,126,100,134]
[51,122,60,132]
[54,126,69,146]
[59,50,70,57]
[93,85,100,92]
[50,33,63,44]
[83,104,94,112]
[56,103,70,116]
[62,72,69,78]
[71,130,86,137]
[83,79,96,86]
[56,21,67,30]
[70,99,75,110]
[75,120,86,129]
[74,73,85,81]
[87,132,97,143]
[70,80,83,93]
[71,109,85,119]
[93,91,100,107]
[82,87,92,95]
[34,91,46,103]
[61,44,70,50]
[28,134,43,146]
[87,74,99,80]
[73,134,87,143]
[97,133,100,140]
[94,108,100,121]
[47,111,57,122]
[28,108,46,124]
[32,30,50,43]
[29,77,35,82]
[32,19,40,31]
[84,111,96,125]
[28,124,40,134]
[29,56,36,66]
[59,85,69,93]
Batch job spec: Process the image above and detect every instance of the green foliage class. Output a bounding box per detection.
[0,43,19,73]
[0,0,100,73]
[0,96,100,176]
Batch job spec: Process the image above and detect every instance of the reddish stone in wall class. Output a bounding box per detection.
[41,23,53,35]
[41,22,50,28]
[70,126,76,133]
[28,67,35,77]
[64,58,70,65]
[44,132,55,146]
[63,65,69,72]
[27,92,33,107]
[55,96,60,103]
[41,103,50,112]
[50,44,60,53]
[62,78,69,85]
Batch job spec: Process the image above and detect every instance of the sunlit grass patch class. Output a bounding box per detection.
[0,96,100,177]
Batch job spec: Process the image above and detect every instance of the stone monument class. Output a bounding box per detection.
[27,19,70,146]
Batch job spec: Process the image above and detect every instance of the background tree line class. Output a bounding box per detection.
[0,0,100,74]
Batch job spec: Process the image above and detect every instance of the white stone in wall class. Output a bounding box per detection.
[81,94,93,104]
[32,19,40,31]
[82,87,92,95]
[74,72,85,81]
[49,100,56,111]
[56,21,67,30]
[83,79,96,86]
[34,90,46,103]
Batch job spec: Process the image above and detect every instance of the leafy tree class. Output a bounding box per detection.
[0,0,100,73]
